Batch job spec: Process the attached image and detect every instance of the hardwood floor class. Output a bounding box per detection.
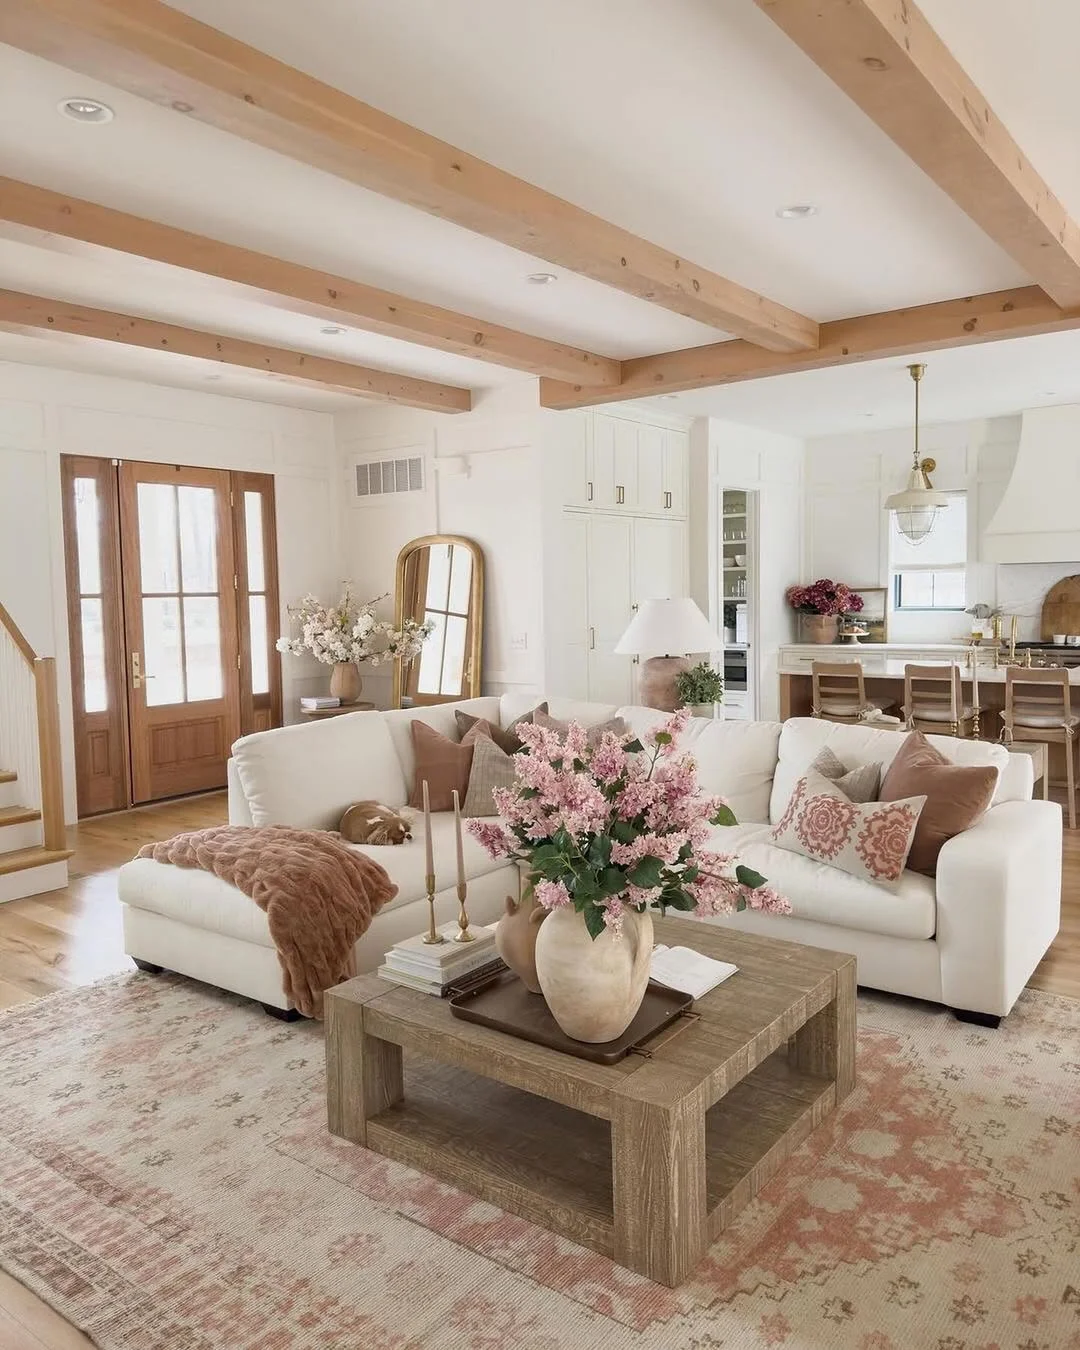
[0,786,1075,1347]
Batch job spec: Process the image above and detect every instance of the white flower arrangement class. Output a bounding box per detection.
[275,584,433,668]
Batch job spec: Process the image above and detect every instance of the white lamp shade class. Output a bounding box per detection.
[614,598,722,657]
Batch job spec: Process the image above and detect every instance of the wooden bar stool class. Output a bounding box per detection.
[811,661,894,725]
[1001,667,1078,829]
[903,663,974,738]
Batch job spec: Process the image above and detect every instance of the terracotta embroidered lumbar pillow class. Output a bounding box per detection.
[879,731,998,876]
[408,720,474,811]
[809,745,882,804]
[454,703,549,755]
[771,767,926,892]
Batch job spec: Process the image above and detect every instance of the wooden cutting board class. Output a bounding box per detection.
[1040,575,1080,640]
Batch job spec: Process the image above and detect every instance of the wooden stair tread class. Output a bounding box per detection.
[0,806,41,826]
[0,770,16,784]
[0,847,74,877]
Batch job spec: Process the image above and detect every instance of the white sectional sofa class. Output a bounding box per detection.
[118,696,1062,1026]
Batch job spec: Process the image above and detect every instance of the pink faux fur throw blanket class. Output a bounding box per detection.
[136,825,397,1018]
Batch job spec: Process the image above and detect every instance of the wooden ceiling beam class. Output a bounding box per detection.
[0,0,819,353]
[753,0,1080,308]
[0,289,472,412]
[539,287,1080,409]
[0,176,621,386]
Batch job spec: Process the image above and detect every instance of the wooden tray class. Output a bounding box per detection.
[449,972,694,1064]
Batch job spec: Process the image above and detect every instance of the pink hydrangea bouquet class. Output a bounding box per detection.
[468,708,790,940]
[786,579,864,617]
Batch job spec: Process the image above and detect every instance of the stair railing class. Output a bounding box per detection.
[0,601,67,852]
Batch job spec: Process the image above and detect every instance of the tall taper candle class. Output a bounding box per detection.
[452,790,465,890]
[422,779,434,876]
[452,789,474,942]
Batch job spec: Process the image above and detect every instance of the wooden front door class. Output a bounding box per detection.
[117,462,241,803]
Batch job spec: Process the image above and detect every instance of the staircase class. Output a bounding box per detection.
[0,602,72,903]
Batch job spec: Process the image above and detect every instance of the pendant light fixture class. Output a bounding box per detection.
[884,362,949,545]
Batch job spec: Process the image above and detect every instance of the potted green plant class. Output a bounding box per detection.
[674,662,725,720]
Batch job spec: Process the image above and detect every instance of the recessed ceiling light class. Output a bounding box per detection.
[775,204,818,220]
[526,272,558,285]
[320,325,347,335]
[58,97,114,124]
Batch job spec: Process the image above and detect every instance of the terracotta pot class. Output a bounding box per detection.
[534,904,653,1043]
[329,661,363,704]
[802,614,840,645]
[495,894,546,993]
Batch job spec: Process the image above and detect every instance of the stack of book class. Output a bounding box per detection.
[300,695,340,711]
[378,922,504,996]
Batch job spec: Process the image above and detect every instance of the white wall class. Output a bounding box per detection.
[333,380,546,707]
[0,362,339,822]
[804,414,1080,642]
[704,419,804,721]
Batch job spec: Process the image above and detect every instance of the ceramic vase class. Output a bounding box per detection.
[534,904,653,1043]
[330,661,363,704]
[495,894,546,993]
[802,614,840,645]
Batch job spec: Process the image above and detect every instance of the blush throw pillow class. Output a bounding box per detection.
[408,720,473,811]
[809,745,882,804]
[534,709,629,746]
[771,768,926,892]
[879,731,998,876]
[455,703,548,755]
[462,732,518,817]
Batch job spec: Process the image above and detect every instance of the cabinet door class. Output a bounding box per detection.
[586,515,634,704]
[591,414,617,509]
[612,419,639,512]
[546,512,591,698]
[637,423,665,515]
[632,517,688,607]
[662,430,689,517]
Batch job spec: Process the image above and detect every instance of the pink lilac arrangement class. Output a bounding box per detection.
[786,579,865,617]
[468,708,790,941]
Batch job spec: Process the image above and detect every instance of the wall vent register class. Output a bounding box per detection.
[354,457,424,499]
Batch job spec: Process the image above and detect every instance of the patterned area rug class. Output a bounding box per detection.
[0,973,1077,1350]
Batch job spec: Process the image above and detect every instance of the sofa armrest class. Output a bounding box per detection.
[935,800,1062,1017]
[227,758,253,827]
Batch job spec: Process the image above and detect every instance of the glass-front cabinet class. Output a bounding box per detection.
[720,488,756,720]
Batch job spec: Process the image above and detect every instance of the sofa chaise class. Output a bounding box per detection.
[117,696,1062,1026]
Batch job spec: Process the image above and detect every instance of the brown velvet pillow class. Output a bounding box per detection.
[408,720,474,811]
[534,709,629,746]
[879,731,997,876]
[454,703,548,755]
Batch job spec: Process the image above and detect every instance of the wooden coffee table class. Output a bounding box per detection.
[325,920,856,1287]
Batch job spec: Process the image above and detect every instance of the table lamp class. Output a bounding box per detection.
[615,598,723,711]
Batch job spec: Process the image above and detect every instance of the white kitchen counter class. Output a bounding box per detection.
[779,644,1080,684]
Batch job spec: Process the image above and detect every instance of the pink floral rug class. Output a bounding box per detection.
[0,973,1077,1350]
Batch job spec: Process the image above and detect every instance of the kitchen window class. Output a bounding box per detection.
[891,492,967,611]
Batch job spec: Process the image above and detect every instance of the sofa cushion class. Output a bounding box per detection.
[408,720,474,811]
[233,712,408,826]
[617,708,781,824]
[462,732,518,817]
[769,718,1014,823]
[880,731,998,876]
[455,704,547,755]
[117,813,516,948]
[381,698,500,789]
[810,745,881,803]
[720,825,938,941]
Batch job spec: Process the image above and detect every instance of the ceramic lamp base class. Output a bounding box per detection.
[640,656,692,712]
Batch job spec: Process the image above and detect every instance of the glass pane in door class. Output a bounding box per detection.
[244,491,266,592]
[137,483,179,592]
[74,478,101,594]
[183,597,224,701]
[142,597,185,706]
[248,594,269,694]
[178,486,218,592]
[80,597,107,713]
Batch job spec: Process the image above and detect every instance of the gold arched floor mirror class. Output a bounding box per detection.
[392,535,484,706]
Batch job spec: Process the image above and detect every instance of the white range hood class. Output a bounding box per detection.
[983,405,1080,563]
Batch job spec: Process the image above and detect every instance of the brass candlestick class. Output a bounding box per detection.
[422,873,445,945]
[453,881,475,943]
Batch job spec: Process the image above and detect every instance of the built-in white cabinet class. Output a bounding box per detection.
[552,510,688,705]
[578,413,689,518]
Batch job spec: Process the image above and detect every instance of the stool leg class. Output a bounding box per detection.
[1066,734,1077,830]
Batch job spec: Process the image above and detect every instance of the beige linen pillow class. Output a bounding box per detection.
[462,732,519,817]
[810,745,882,803]
[771,768,925,892]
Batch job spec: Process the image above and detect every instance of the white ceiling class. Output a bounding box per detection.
[0,0,1075,421]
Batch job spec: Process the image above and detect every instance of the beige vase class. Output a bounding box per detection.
[495,894,546,993]
[329,661,363,704]
[802,614,840,645]
[534,905,653,1043]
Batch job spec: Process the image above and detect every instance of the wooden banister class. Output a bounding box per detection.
[0,599,36,666]
[0,600,68,852]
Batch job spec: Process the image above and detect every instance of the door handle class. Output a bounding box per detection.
[587,480,593,502]
[616,484,625,505]
[130,652,155,689]
[589,627,595,651]
[664,490,672,510]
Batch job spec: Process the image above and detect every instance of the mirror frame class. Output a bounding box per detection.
[391,534,485,707]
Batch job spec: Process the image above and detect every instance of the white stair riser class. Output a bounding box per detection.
[0,820,44,853]
[0,780,21,810]
[0,860,67,903]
